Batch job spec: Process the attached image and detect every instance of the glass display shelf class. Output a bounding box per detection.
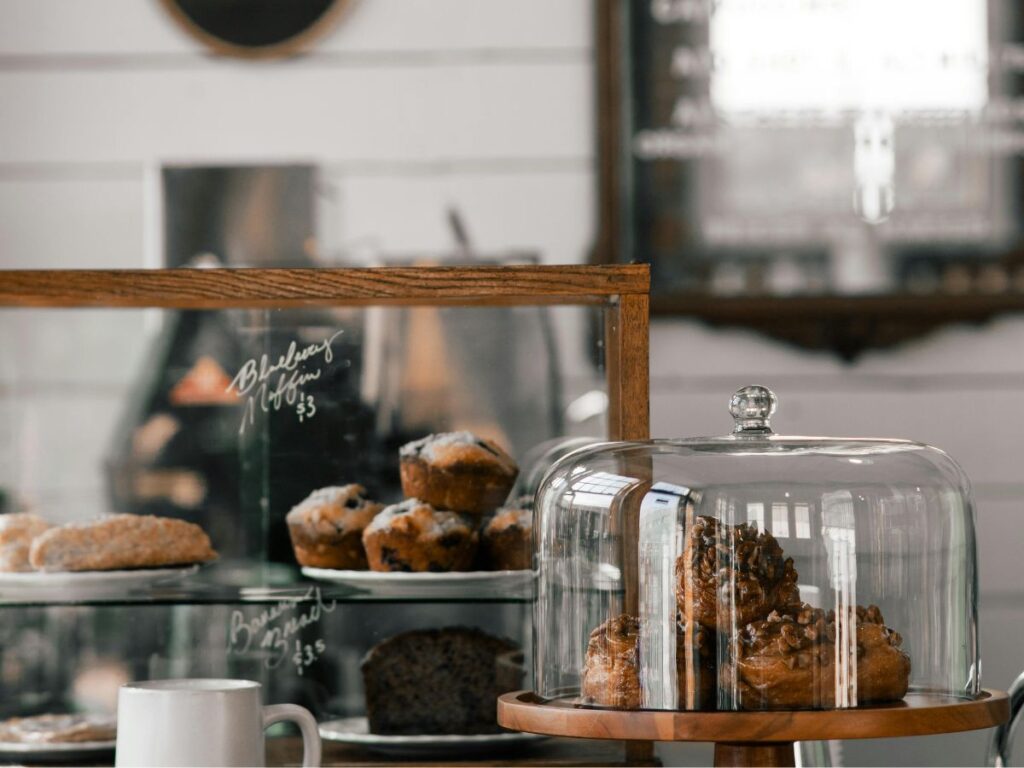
[0,561,536,607]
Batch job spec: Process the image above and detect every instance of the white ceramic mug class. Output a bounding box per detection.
[116,679,321,767]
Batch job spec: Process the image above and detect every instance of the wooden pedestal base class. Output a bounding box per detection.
[713,741,794,768]
[497,690,1009,768]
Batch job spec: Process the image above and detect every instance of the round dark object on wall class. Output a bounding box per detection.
[160,0,352,59]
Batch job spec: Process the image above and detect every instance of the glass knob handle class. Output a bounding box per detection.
[729,385,777,434]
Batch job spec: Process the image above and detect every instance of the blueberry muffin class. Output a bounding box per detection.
[362,499,478,572]
[286,485,384,569]
[399,432,518,515]
[480,497,533,570]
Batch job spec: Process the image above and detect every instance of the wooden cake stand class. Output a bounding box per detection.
[498,690,1009,767]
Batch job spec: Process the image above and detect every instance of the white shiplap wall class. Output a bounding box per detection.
[1,2,1022,765]
[0,0,594,268]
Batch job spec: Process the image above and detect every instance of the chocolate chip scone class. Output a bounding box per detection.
[286,484,384,569]
[362,499,478,572]
[730,603,910,710]
[676,515,799,631]
[399,432,518,515]
[29,514,217,572]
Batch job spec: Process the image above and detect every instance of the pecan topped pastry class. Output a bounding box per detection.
[581,613,717,710]
[731,602,910,709]
[399,432,518,515]
[581,614,642,709]
[362,499,478,572]
[676,515,800,631]
[361,627,523,734]
[676,612,717,710]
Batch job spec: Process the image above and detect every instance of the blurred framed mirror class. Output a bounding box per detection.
[160,0,352,59]
[596,0,1024,357]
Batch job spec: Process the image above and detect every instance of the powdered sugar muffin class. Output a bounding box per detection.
[399,432,518,515]
[286,485,384,569]
[362,499,478,572]
[480,498,532,571]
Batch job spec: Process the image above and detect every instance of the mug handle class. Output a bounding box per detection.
[263,704,322,768]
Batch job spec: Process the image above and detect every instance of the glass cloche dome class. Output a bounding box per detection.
[534,386,979,712]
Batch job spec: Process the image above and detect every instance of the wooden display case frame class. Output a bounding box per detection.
[0,263,652,767]
[0,264,650,444]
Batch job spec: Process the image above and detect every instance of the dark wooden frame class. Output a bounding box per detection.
[592,0,1024,359]
[158,0,354,60]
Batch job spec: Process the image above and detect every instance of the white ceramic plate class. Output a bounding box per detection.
[301,568,534,599]
[0,739,115,762]
[319,717,545,757]
[0,564,200,595]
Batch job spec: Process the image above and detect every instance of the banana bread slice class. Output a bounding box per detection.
[361,627,523,734]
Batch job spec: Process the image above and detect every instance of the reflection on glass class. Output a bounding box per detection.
[638,483,690,708]
[795,503,812,539]
[771,502,790,539]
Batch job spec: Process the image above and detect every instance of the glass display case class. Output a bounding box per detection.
[535,383,977,711]
[0,264,649,764]
[498,384,1008,767]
